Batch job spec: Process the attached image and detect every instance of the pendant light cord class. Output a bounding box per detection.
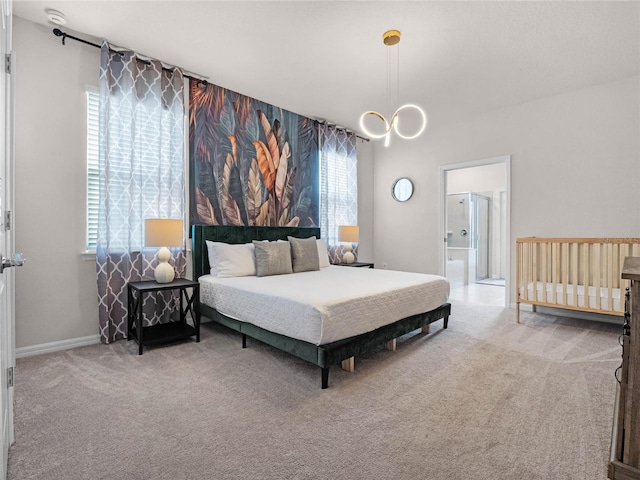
[397,42,400,108]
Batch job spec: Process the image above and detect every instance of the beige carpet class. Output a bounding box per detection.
[8,300,621,480]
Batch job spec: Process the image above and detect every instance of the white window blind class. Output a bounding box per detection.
[318,126,359,263]
[321,150,352,245]
[99,90,185,252]
[86,88,99,251]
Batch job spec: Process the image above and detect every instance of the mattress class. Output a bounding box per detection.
[199,266,450,345]
[520,282,622,312]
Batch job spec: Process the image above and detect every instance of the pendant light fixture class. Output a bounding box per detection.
[359,30,427,147]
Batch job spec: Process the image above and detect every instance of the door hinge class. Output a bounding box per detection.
[5,53,12,74]
[4,210,11,231]
[7,367,13,388]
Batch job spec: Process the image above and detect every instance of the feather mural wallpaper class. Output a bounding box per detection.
[189,80,319,229]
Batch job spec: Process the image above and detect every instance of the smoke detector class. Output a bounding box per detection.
[45,9,67,26]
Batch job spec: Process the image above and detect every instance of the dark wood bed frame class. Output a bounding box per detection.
[192,225,451,388]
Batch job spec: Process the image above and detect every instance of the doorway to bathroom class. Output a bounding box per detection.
[439,156,511,307]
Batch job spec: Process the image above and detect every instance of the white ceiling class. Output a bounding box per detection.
[12,1,640,132]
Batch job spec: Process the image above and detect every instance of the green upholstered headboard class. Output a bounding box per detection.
[192,225,321,280]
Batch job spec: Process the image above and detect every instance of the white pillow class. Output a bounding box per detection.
[316,239,330,268]
[206,241,256,277]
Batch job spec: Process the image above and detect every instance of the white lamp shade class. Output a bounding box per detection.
[145,219,183,247]
[145,219,183,284]
[338,225,359,243]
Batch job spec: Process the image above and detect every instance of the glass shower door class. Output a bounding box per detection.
[447,193,472,248]
[474,194,490,281]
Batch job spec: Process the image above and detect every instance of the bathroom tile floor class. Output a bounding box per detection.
[449,283,506,307]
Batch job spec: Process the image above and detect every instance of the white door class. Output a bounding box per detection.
[0,1,14,479]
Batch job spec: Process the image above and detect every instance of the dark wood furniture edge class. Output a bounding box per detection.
[609,460,640,480]
[335,262,374,268]
[608,258,640,479]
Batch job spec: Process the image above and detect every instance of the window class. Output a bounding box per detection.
[318,127,358,262]
[320,149,357,245]
[86,87,99,251]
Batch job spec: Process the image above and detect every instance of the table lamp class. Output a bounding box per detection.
[145,218,183,283]
[338,225,359,264]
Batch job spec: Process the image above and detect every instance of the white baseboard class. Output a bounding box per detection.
[16,334,101,358]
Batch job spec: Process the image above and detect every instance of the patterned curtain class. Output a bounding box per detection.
[318,124,358,263]
[96,41,186,344]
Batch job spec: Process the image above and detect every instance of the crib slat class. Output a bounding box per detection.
[562,242,569,306]
[594,243,601,310]
[619,244,629,311]
[612,244,619,289]
[540,242,549,302]
[572,243,579,307]
[523,242,528,302]
[518,241,524,302]
[583,243,589,310]
[527,242,533,302]
[607,243,613,311]
[520,241,526,303]
[551,242,559,304]
[516,241,521,304]
[531,243,537,303]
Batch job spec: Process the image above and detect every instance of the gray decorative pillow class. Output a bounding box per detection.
[288,236,320,273]
[253,241,293,277]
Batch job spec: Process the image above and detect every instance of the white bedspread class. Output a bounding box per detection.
[199,266,450,345]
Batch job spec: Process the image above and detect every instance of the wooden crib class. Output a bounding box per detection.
[516,238,640,323]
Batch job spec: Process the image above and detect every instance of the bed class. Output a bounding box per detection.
[192,225,451,388]
[516,237,640,322]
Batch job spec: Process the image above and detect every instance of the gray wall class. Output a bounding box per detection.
[14,18,100,348]
[13,15,639,349]
[373,75,640,297]
[13,17,376,349]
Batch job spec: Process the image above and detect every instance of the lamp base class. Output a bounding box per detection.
[154,246,175,283]
[343,251,355,264]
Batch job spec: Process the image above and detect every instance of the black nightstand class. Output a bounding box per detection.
[335,262,374,268]
[127,278,200,355]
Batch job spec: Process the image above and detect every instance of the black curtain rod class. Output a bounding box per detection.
[52,28,206,82]
[53,28,368,142]
[316,120,369,142]
[53,28,103,50]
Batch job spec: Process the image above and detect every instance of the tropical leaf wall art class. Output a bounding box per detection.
[189,80,319,228]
